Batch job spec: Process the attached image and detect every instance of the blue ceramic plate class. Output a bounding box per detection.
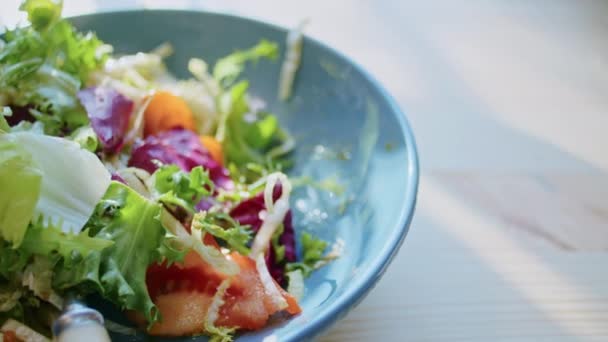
[70,10,418,341]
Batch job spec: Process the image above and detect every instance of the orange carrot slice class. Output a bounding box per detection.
[144,91,195,137]
[199,135,224,165]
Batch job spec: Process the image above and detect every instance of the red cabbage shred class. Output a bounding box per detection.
[230,185,296,286]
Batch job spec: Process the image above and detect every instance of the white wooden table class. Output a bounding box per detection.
[3,1,607,340]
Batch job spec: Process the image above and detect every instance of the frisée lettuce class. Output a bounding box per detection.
[75,181,181,324]
[1,0,108,135]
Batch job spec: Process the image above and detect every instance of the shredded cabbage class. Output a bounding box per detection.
[205,279,232,326]
[122,93,153,145]
[116,167,152,198]
[278,21,306,101]
[162,210,239,276]
[255,253,287,310]
[250,172,292,256]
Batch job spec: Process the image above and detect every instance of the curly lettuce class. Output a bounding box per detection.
[74,181,180,324]
[217,81,294,180]
[0,0,109,135]
[0,218,113,335]
[213,39,278,88]
[151,164,214,213]
[210,41,294,180]
[192,212,252,255]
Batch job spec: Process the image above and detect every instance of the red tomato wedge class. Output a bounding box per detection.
[148,291,214,336]
[144,235,301,336]
[214,253,278,330]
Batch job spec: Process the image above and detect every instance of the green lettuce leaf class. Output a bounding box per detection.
[0,0,109,135]
[19,0,63,31]
[0,217,112,295]
[0,242,29,280]
[0,217,111,334]
[7,132,111,235]
[192,212,252,255]
[20,217,113,262]
[286,232,328,277]
[213,39,278,88]
[244,114,279,150]
[0,133,42,247]
[152,165,213,213]
[15,0,107,83]
[211,41,294,179]
[217,81,294,180]
[52,251,102,295]
[79,181,178,323]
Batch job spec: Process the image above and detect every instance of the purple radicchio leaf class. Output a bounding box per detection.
[77,86,134,154]
[128,128,233,190]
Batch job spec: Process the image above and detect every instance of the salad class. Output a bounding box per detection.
[0,1,335,341]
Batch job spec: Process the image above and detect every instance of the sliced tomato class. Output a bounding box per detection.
[144,236,301,336]
[215,253,277,330]
[147,233,223,298]
[148,291,214,336]
[146,252,224,299]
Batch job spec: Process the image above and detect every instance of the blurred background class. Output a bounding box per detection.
[2,0,607,340]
